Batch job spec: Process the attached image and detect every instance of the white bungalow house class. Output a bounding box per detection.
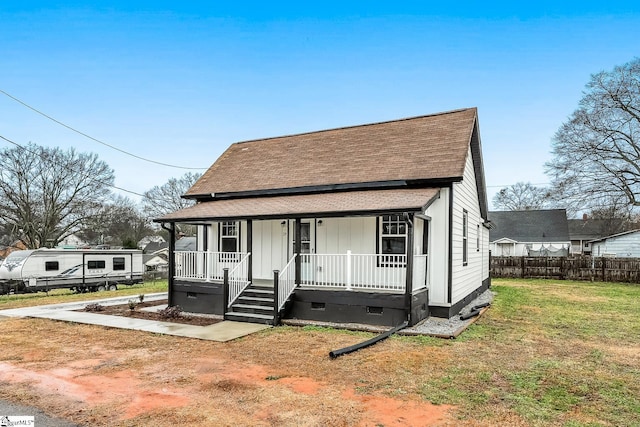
[489,209,571,257]
[156,108,490,326]
[589,229,640,257]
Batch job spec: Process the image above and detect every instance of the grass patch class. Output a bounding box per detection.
[0,277,639,426]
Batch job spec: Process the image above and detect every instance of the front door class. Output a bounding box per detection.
[292,220,315,282]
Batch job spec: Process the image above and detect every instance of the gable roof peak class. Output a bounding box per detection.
[186,107,480,200]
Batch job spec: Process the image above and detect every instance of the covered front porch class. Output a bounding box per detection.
[158,187,440,327]
[165,215,431,327]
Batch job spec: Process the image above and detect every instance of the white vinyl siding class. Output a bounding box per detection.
[591,232,640,257]
[451,146,487,305]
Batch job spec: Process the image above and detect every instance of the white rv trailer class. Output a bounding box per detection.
[0,248,143,294]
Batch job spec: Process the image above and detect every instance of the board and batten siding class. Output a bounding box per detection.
[424,188,449,305]
[314,217,376,255]
[451,146,487,305]
[252,220,289,280]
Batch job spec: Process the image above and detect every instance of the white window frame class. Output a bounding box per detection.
[463,210,468,266]
[219,221,239,253]
[378,214,407,266]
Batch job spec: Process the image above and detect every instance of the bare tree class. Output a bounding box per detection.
[0,143,114,248]
[80,195,156,248]
[546,58,640,212]
[142,172,201,220]
[492,182,552,211]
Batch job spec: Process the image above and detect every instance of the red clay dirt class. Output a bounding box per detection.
[0,350,453,426]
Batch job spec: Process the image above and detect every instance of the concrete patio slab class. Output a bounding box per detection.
[0,293,270,342]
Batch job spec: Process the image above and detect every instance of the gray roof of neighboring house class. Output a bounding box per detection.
[587,229,640,244]
[143,241,169,254]
[567,218,626,241]
[175,236,197,251]
[488,209,570,242]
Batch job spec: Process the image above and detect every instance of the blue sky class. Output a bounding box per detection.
[1,2,639,213]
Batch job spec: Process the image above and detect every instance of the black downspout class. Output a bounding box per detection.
[329,321,409,359]
[162,222,176,307]
[294,218,302,285]
[403,212,414,325]
[247,219,253,283]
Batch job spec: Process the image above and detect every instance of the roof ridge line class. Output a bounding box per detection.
[233,107,477,146]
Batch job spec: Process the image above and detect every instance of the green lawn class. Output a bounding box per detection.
[424,279,640,426]
[1,277,639,426]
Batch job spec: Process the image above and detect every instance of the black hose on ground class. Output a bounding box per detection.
[471,302,490,311]
[329,321,409,359]
[459,309,481,320]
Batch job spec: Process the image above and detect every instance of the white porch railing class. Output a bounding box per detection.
[300,252,411,291]
[277,255,297,311]
[227,252,252,307]
[174,251,247,281]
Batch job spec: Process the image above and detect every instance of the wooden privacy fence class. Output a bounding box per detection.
[491,256,640,283]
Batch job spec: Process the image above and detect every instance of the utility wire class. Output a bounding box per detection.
[0,88,208,170]
[0,134,146,197]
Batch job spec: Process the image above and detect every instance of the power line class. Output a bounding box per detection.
[0,88,209,170]
[487,182,551,188]
[0,134,146,197]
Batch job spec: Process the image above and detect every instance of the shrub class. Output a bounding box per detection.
[84,303,105,312]
[158,305,183,319]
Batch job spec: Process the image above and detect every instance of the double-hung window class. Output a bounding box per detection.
[463,210,468,266]
[219,221,239,253]
[379,214,407,266]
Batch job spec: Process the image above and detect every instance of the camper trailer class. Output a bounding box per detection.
[0,248,143,294]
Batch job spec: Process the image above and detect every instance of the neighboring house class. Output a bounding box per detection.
[175,236,196,252]
[0,240,27,259]
[589,229,640,257]
[138,235,166,250]
[567,216,634,255]
[143,250,169,271]
[156,108,491,326]
[489,209,571,257]
[143,241,169,254]
[56,233,88,249]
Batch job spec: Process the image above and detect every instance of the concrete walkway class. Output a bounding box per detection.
[0,293,270,342]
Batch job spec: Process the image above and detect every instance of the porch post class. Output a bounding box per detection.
[247,219,253,283]
[404,213,414,324]
[295,218,302,285]
[273,270,280,326]
[166,222,176,307]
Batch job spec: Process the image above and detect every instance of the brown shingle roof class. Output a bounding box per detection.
[186,108,477,198]
[159,188,440,221]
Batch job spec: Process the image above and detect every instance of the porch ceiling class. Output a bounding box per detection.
[156,188,440,222]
